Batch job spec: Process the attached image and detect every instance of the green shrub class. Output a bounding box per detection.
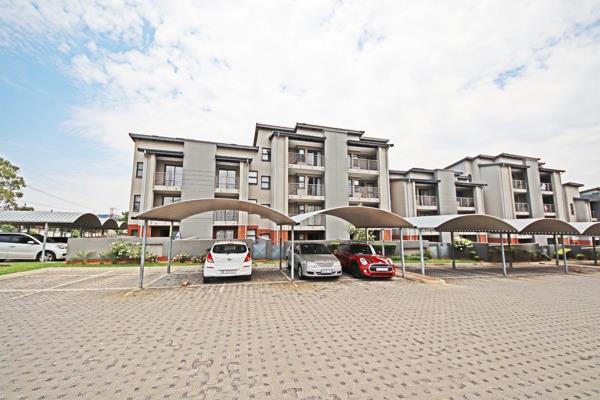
[423,249,433,260]
[453,236,473,252]
[468,250,478,259]
[73,250,96,264]
[327,241,341,251]
[173,253,192,263]
[473,255,480,262]
[110,240,153,262]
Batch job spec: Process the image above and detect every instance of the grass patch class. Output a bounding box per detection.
[390,257,478,264]
[0,261,200,275]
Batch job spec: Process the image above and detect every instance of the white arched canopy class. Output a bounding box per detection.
[504,218,579,234]
[291,206,414,228]
[405,214,517,233]
[570,221,600,236]
[100,218,120,230]
[0,210,103,229]
[136,198,295,225]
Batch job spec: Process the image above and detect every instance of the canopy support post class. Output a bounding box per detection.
[166,221,174,274]
[500,233,507,277]
[41,222,48,263]
[290,225,295,281]
[381,230,385,257]
[450,231,456,270]
[279,225,283,270]
[561,234,568,274]
[554,234,559,266]
[400,228,405,279]
[507,233,513,269]
[418,229,425,275]
[593,237,597,266]
[139,220,148,288]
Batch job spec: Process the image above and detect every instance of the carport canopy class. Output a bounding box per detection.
[0,210,103,229]
[291,205,414,228]
[99,218,120,230]
[136,198,295,225]
[503,218,579,234]
[405,214,517,233]
[570,221,600,236]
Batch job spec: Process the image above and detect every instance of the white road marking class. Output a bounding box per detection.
[146,274,168,287]
[10,271,113,300]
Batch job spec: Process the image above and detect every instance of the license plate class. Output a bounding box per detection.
[376,267,389,271]
[221,269,237,274]
[321,269,332,274]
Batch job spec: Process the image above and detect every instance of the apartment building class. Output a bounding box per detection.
[580,187,599,222]
[127,123,393,240]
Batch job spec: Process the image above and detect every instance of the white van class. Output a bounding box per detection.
[0,233,68,262]
[203,241,252,283]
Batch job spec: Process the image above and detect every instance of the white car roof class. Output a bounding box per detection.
[213,241,247,245]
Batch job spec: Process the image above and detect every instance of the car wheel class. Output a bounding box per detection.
[352,262,362,279]
[244,275,252,281]
[37,251,55,262]
[297,263,304,280]
[203,276,211,284]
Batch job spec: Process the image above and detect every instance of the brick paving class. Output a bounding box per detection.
[1,266,600,399]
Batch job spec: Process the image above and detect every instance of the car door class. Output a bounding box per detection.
[10,234,40,260]
[336,245,351,268]
[0,234,11,259]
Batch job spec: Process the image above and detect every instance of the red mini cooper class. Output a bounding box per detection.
[334,243,396,278]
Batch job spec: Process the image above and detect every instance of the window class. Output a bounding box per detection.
[130,229,139,237]
[570,203,575,215]
[261,147,271,161]
[249,171,258,185]
[215,229,236,240]
[217,169,237,189]
[135,162,143,178]
[133,195,141,212]
[248,198,257,203]
[163,165,183,186]
[261,203,271,208]
[212,243,247,254]
[247,229,257,241]
[261,176,271,189]
[298,176,305,188]
[0,234,13,243]
[162,196,181,205]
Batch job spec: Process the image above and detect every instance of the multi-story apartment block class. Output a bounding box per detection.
[128,123,393,240]
[128,125,595,244]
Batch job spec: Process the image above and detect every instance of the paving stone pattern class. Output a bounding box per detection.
[1,268,600,399]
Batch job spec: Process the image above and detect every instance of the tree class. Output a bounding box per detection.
[0,157,26,210]
[347,224,375,241]
[118,211,129,222]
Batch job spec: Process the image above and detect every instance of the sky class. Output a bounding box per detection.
[0,0,599,215]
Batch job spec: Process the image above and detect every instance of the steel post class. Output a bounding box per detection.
[290,225,295,281]
[561,234,568,273]
[381,230,385,257]
[279,225,283,270]
[399,228,405,279]
[418,229,425,275]
[450,231,456,270]
[167,221,174,274]
[554,234,559,266]
[41,222,48,263]
[593,237,597,266]
[139,220,148,288]
[500,233,507,277]
[507,233,513,269]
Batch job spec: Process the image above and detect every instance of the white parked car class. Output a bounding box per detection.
[0,232,68,262]
[287,242,342,279]
[203,241,252,283]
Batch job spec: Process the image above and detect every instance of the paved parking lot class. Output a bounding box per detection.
[2,264,600,399]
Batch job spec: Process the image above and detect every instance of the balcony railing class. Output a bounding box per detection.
[515,202,529,213]
[348,157,378,171]
[543,203,556,213]
[417,195,438,207]
[457,197,475,208]
[154,172,183,187]
[289,183,325,197]
[289,152,324,167]
[349,186,379,199]
[213,210,239,222]
[540,182,553,191]
[291,214,325,226]
[513,179,527,190]
[214,176,240,190]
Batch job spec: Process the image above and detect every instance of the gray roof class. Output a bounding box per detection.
[406,214,517,233]
[570,222,600,236]
[0,211,103,228]
[503,218,579,234]
[292,206,413,228]
[99,218,120,230]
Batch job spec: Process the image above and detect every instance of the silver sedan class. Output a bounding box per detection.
[287,242,342,279]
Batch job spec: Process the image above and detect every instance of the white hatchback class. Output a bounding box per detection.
[0,232,68,262]
[203,241,252,283]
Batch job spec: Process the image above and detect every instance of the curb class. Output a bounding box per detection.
[399,271,445,284]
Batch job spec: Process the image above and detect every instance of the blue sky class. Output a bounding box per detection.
[1,1,599,214]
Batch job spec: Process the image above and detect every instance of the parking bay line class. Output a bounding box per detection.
[10,271,113,300]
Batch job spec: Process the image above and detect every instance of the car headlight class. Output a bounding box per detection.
[386,258,394,265]
[305,261,318,268]
[359,257,368,266]
[333,261,341,268]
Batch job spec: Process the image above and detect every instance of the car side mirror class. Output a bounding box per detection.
[27,241,35,245]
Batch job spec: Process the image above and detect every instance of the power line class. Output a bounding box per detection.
[25,185,98,213]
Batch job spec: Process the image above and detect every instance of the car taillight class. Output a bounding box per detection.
[244,253,251,263]
[206,252,214,263]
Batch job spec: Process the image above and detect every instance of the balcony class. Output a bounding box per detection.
[543,203,556,214]
[347,157,379,176]
[288,183,325,200]
[213,210,239,225]
[417,195,438,208]
[512,179,527,191]
[515,202,530,214]
[292,214,326,227]
[214,176,239,195]
[289,152,324,168]
[457,197,475,208]
[154,172,183,192]
[540,182,553,192]
[349,186,379,203]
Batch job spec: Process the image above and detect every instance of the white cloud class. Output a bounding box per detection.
[1,0,600,204]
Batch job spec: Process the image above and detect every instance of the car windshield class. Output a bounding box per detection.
[212,244,247,254]
[350,244,374,255]
[30,234,56,243]
[299,243,330,255]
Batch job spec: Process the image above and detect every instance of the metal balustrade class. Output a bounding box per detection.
[214,176,240,190]
[289,152,324,167]
[213,210,239,222]
[349,186,379,198]
[513,179,527,190]
[291,214,325,226]
[515,202,529,213]
[540,182,553,191]
[543,203,556,213]
[417,195,438,207]
[457,197,475,208]
[289,183,325,196]
[154,172,183,186]
[348,157,378,171]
